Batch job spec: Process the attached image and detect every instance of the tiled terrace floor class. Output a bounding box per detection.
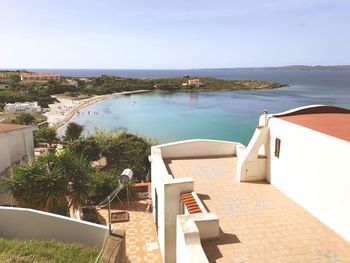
[164,156,350,263]
[97,199,162,263]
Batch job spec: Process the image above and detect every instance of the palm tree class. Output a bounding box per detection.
[0,162,42,208]
[0,150,92,218]
[55,149,92,218]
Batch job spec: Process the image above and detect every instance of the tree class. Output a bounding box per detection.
[35,126,57,147]
[101,132,152,180]
[65,122,84,141]
[0,153,66,212]
[9,75,21,86]
[67,138,101,162]
[0,150,93,217]
[16,113,35,125]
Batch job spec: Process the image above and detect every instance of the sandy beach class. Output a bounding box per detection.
[44,90,149,129]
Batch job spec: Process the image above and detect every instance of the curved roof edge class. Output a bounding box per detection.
[272,105,350,118]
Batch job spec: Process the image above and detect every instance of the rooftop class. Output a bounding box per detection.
[164,155,350,262]
[279,113,350,142]
[0,123,32,133]
[274,105,350,142]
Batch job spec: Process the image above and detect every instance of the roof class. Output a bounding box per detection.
[275,106,350,142]
[21,73,60,78]
[0,124,33,133]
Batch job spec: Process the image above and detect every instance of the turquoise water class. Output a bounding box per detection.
[57,70,350,145]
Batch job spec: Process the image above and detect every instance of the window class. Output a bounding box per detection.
[275,138,281,158]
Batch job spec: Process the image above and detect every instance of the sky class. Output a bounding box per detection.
[0,0,349,69]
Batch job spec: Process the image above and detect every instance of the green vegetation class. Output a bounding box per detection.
[1,112,47,125]
[0,238,99,263]
[35,126,57,147]
[0,71,286,111]
[1,127,156,216]
[68,138,101,162]
[0,150,92,215]
[82,75,285,94]
[65,122,84,141]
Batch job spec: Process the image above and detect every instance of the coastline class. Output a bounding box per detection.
[44,90,150,130]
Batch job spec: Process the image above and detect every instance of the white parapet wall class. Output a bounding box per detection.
[159,139,242,159]
[0,207,108,248]
[176,213,219,263]
[151,139,243,263]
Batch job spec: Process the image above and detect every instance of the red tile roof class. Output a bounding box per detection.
[0,124,32,133]
[279,113,350,142]
[181,192,202,214]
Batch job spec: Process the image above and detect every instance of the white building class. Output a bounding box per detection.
[5,102,41,113]
[0,124,37,204]
[151,105,350,263]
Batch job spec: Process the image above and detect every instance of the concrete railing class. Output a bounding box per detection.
[0,207,108,248]
[176,213,219,263]
[156,139,242,159]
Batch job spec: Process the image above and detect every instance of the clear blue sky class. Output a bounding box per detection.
[1,0,349,69]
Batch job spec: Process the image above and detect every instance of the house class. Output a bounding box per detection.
[64,78,79,87]
[0,72,20,80]
[150,105,350,262]
[20,72,61,82]
[0,83,10,89]
[186,78,201,87]
[0,124,37,204]
[5,102,41,113]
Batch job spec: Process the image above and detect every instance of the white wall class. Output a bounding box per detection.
[0,127,36,205]
[268,118,350,242]
[151,140,241,262]
[151,146,194,263]
[159,139,239,159]
[237,127,268,181]
[0,207,108,248]
[0,127,36,175]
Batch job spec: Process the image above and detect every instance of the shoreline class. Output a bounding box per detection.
[44,90,150,130]
[44,83,286,133]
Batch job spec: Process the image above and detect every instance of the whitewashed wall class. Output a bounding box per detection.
[159,139,239,159]
[0,127,36,176]
[151,140,241,262]
[0,207,108,248]
[267,118,350,242]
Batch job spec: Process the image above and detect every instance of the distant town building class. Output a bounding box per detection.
[0,83,10,89]
[20,73,61,82]
[64,79,79,87]
[182,78,202,88]
[0,72,20,80]
[5,102,42,113]
[78,77,92,83]
[0,124,37,204]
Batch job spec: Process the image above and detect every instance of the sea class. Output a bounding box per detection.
[34,69,350,145]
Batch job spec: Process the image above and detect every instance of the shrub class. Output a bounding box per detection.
[35,126,57,147]
[67,138,101,162]
[101,132,152,181]
[65,122,84,141]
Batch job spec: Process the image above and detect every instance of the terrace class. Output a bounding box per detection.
[97,199,162,263]
[151,139,350,263]
[164,155,350,262]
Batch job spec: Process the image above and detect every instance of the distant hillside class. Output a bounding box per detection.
[207,65,350,71]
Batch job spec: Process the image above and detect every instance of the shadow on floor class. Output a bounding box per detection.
[201,228,240,262]
[197,193,211,212]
